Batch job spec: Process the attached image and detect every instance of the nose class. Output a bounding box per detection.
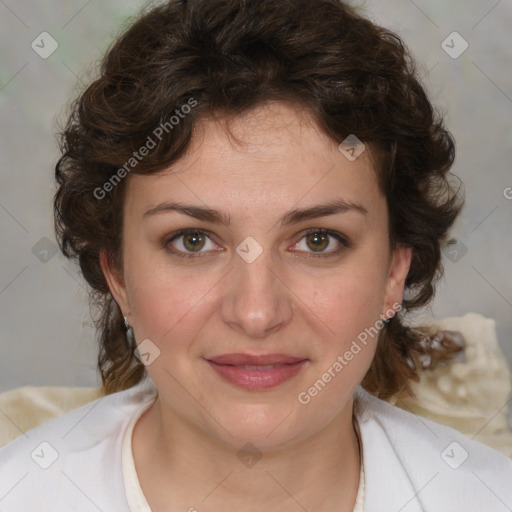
[220,245,294,339]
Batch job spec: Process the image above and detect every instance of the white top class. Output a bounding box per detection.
[121,393,366,511]
[1,377,511,511]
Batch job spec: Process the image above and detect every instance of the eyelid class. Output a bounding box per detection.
[164,228,351,258]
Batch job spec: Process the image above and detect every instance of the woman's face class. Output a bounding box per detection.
[102,101,411,450]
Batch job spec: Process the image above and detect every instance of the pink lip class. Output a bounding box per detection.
[204,353,309,390]
[207,353,306,366]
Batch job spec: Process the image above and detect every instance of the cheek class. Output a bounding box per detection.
[125,258,219,345]
[307,263,388,337]
[296,262,388,391]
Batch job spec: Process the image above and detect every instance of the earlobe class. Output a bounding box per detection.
[99,250,130,317]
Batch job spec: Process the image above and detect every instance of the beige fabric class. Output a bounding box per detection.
[1,312,511,455]
[393,312,512,457]
[0,385,104,447]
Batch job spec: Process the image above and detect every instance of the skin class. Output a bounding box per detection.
[101,101,412,512]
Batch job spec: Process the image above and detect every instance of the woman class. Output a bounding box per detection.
[1,0,511,510]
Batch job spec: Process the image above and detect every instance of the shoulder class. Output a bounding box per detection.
[0,379,156,511]
[355,386,512,511]
[355,385,512,468]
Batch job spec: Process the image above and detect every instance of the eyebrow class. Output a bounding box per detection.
[143,198,368,227]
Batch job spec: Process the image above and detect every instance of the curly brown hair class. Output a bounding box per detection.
[54,0,464,399]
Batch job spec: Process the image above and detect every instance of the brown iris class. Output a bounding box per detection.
[305,232,329,252]
[183,231,206,252]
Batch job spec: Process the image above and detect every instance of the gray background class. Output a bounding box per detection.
[1,0,511,393]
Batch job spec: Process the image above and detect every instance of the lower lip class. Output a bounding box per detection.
[205,359,309,390]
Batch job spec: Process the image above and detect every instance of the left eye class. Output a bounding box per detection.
[291,229,348,257]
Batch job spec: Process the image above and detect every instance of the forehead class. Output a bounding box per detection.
[125,102,383,219]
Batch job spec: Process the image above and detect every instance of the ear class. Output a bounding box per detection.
[100,250,131,320]
[382,244,412,317]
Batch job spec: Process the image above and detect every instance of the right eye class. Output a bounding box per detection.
[164,229,221,259]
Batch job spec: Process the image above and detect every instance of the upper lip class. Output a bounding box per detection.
[206,353,307,366]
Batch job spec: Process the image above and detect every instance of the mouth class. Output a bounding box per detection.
[204,353,309,390]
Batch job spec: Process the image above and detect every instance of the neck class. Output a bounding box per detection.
[133,396,362,512]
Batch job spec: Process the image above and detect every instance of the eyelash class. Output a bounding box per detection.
[163,228,351,260]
